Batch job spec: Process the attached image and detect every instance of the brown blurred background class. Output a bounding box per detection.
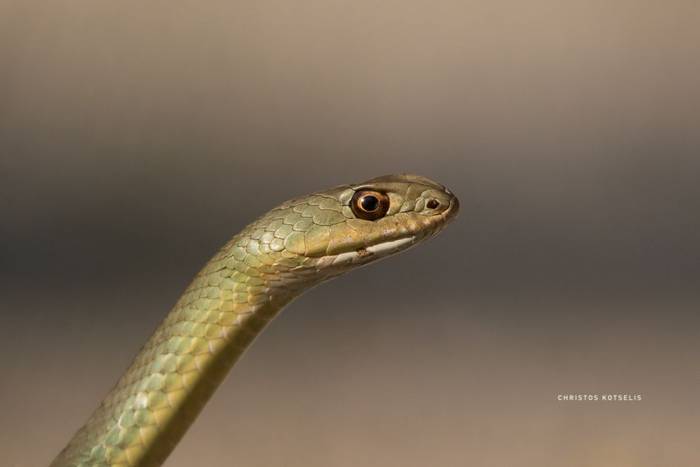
[1,1,699,466]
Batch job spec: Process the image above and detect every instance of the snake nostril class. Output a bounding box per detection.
[426,199,440,209]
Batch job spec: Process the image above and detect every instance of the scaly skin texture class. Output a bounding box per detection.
[51,174,459,467]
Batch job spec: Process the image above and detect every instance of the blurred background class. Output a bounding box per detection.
[1,1,699,466]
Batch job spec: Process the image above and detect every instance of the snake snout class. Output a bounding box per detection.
[446,194,460,219]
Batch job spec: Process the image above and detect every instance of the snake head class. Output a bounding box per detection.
[238,174,459,281]
[224,174,459,295]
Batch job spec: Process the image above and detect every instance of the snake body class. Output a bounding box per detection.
[51,174,459,466]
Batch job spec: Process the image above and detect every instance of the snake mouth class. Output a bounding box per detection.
[315,235,417,269]
[364,235,416,256]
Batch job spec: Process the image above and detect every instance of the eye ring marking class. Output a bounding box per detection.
[426,199,440,209]
[350,190,390,221]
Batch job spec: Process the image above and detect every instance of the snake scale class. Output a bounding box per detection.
[50,174,459,466]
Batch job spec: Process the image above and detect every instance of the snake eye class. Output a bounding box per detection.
[351,190,389,221]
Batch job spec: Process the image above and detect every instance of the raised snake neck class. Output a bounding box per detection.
[51,174,459,467]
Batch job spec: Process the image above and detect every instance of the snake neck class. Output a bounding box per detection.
[51,243,308,467]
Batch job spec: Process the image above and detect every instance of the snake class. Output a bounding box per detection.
[50,174,459,467]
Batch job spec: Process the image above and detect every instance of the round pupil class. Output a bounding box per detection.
[427,199,440,209]
[361,195,379,211]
